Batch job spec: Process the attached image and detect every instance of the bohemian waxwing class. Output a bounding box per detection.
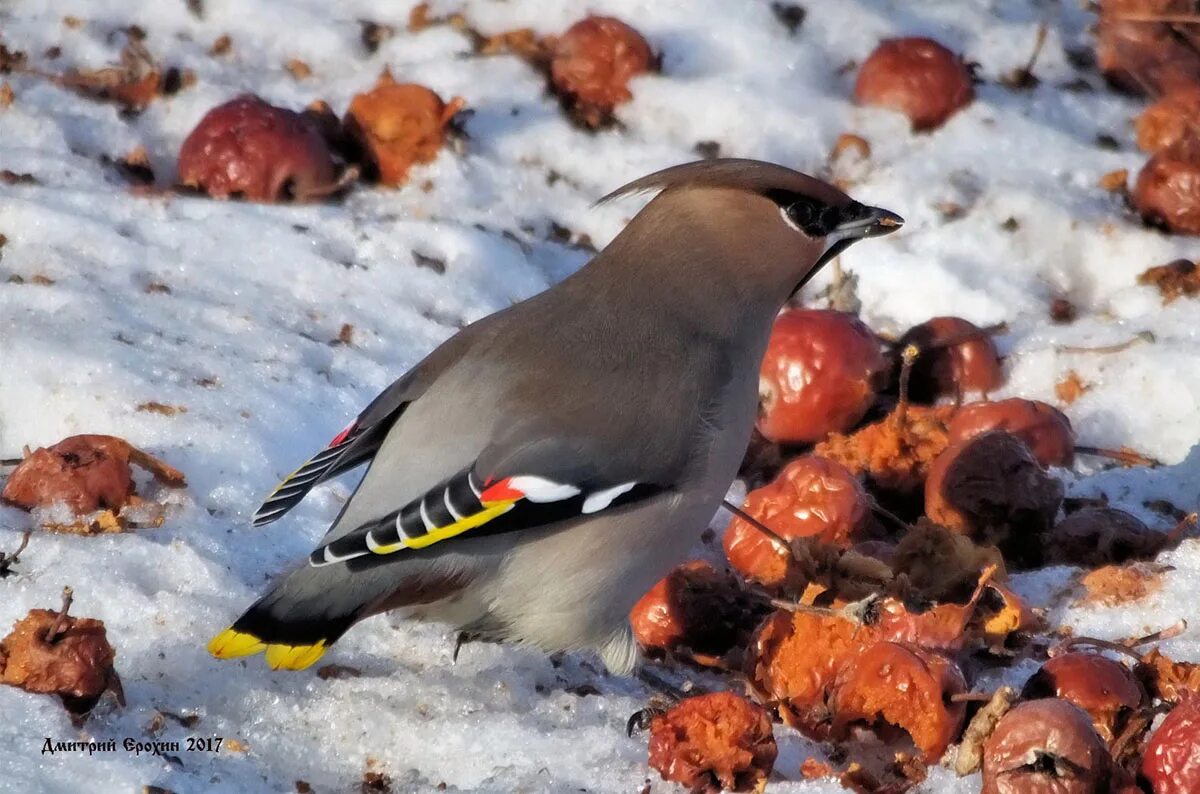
[209,158,902,673]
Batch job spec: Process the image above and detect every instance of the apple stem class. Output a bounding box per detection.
[0,530,30,574]
[893,343,920,428]
[1056,331,1154,355]
[46,586,74,644]
[1166,513,1199,544]
[1074,444,1161,467]
[1112,12,1200,24]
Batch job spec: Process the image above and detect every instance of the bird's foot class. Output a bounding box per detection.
[626,694,674,737]
[452,630,482,663]
[627,666,700,737]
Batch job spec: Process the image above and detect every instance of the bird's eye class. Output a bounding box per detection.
[785,197,839,237]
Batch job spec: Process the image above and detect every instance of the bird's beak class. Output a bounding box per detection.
[790,205,903,299]
[830,204,905,241]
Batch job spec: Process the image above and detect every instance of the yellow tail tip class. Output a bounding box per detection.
[208,628,328,670]
[265,640,327,671]
[208,628,267,659]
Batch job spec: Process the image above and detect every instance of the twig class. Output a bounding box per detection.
[869,498,909,532]
[0,530,30,577]
[1049,635,1144,662]
[1125,619,1187,647]
[1056,331,1154,355]
[1024,23,1048,74]
[770,593,879,625]
[1049,620,1187,660]
[1111,12,1200,23]
[1075,445,1161,467]
[951,691,996,703]
[722,498,792,558]
[1165,513,1199,544]
[0,457,23,467]
[46,586,74,644]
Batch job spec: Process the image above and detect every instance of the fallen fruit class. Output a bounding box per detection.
[757,309,887,445]
[629,561,768,663]
[723,455,871,587]
[815,404,954,496]
[854,37,974,131]
[981,699,1112,794]
[344,70,465,187]
[178,94,341,202]
[745,610,878,737]
[895,316,1003,403]
[1021,652,1145,743]
[925,432,1063,566]
[830,641,967,761]
[648,691,777,793]
[947,398,1074,467]
[1136,88,1200,154]
[1,434,185,528]
[0,588,122,721]
[1045,506,1166,566]
[549,16,653,128]
[1140,696,1200,793]
[1134,137,1200,236]
[1095,0,1200,97]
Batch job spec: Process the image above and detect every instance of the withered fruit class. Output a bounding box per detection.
[745,610,878,737]
[1,434,185,517]
[1134,137,1200,236]
[1136,88,1200,154]
[854,37,974,131]
[549,16,653,129]
[757,309,887,445]
[0,594,122,720]
[629,561,768,662]
[895,316,1003,402]
[647,691,777,793]
[815,404,954,495]
[344,71,464,187]
[1021,652,1145,744]
[891,519,1006,603]
[1141,696,1200,793]
[723,455,871,588]
[981,699,1112,794]
[829,641,967,762]
[925,431,1064,567]
[1095,0,1200,97]
[1139,648,1200,703]
[873,595,979,654]
[947,398,1075,468]
[1045,506,1166,566]
[178,94,340,202]
[1138,258,1200,304]
[977,580,1043,648]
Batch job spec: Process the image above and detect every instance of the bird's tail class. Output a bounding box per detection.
[207,557,470,671]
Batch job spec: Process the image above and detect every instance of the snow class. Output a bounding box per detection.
[0,0,1198,791]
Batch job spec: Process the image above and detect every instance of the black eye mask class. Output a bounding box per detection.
[765,189,868,239]
[785,196,847,237]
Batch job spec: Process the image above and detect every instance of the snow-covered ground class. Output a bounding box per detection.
[1,0,1198,791]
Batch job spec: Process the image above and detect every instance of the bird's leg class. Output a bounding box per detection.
[626,666,700,737]
[452,630,481,663]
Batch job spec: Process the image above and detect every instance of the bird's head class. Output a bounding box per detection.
[598,158,903,301]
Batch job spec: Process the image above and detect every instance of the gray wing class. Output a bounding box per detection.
[307,433,679,567]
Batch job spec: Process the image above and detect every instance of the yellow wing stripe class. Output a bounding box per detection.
[207,628,327,671]
[384,499,517,552]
